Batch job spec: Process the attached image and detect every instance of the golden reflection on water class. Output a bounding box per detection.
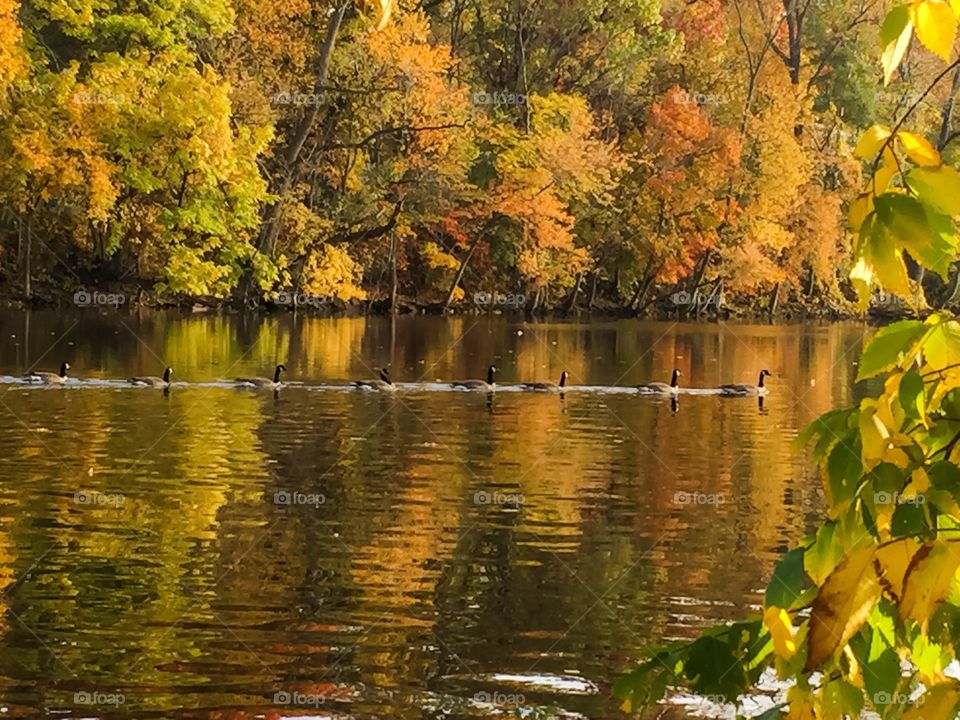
[0,311,869,718]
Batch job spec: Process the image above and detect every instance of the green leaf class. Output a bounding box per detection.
[899,370,927,421]
[857,320,931,380]
[924,319,960,371]
[765,548,807,610]
[881,5,913,85]
[906,166,960,216]
[827,434,864,505]
[891,501,929,538]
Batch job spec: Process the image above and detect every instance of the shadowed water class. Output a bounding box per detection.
[0,311,871,718]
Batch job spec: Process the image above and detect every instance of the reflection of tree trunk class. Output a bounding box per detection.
[444,236,480,311]
[389,232,399,313]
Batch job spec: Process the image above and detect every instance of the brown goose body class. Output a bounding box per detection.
[26,362,70,385]
[522,371,569,392]
[637,369,681,396]
[452,365,497,391]
[236,364,286,390]
[720,369,772,396]
[353,368,396,392]
[130,367,173,388]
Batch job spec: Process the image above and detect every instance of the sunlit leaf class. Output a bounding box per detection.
[906,166,960,215]
[899,541,960,629]
[910,0,958,61]
[805,545,881,671]
[898,130,942,166]
[902,681,960,719]
[856,124,893,159]
[881,5,914,84]
[857,320,930,380]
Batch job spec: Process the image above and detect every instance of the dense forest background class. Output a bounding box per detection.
[1,0,958,313]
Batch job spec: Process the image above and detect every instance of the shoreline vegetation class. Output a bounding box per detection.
[3,0,959,322]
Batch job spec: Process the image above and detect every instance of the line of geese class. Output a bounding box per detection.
[23,363,773,397]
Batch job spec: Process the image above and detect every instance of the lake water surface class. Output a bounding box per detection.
[0,311,871,718]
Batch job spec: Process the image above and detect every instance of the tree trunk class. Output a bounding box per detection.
[587,272,598,309]
[240,1,349,304]
[444,236,481,311]
[24,219,31,300]
[564,273,583,314]
[938,64,960,150]
[768,282,781,319]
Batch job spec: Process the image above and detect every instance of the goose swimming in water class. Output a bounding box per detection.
[522,371,569,391]
[637,369,681,395]
[236,364,286,390]
[25,362,70,385]
[130,367,173,388]
[720,369,772,396]
[452,365,497,391]
[353,367,396,392]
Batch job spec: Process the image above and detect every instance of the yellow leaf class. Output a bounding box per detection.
[855,124,892,159]
[874,538,922,601]
[805,545,881,671]
[785,686,819,720]
[848,194,874,232]
[763,607,798,660]
[882,6,914,85]
[911,0,958,61]
[902,681,960,719]
[898,130,942,166]
[900,541,960,629]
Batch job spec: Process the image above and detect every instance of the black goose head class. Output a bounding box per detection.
[274,364,287,382]
[60,362,71,377]
[559,371,569,388]
[759,369,772,386]
[379,367,392,384]
[670,368,682,387]
[487,365,497,385]
[162,367,173,382]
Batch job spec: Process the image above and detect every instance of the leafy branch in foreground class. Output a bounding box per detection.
[616,3,960,717]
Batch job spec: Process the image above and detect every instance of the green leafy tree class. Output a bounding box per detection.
[615,5,960,717]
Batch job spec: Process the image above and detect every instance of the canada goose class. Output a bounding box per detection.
[452,365,497,390]
[637,369,681,395]
[236,364,286,390]
[353,367,396,392]
[522,371,569,391]
[130,367,173,388]
[720,369,772,396]
[25,362,70,385]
